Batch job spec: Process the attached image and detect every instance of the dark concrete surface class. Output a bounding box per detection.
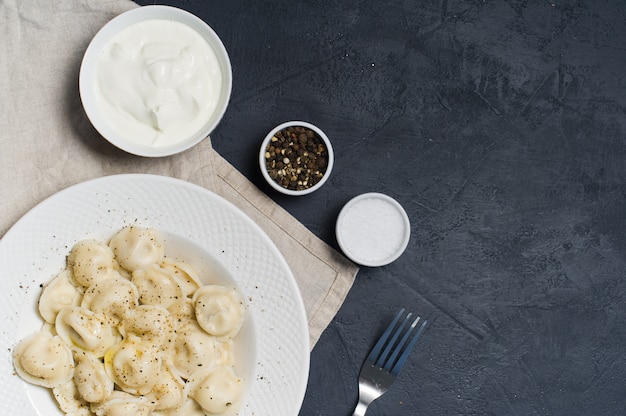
[137,1,626,415]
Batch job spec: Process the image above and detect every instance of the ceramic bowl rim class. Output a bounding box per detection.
[258,120,334,196]
[335,192,411,267]
[78,5,232,157]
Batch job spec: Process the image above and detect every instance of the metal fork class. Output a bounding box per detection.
[352,309,428,416]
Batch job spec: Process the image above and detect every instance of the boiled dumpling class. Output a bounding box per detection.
[52,379,91,416]
[187,366,242,414]
[81,277,139,325]
[91,391,153,416]
[131,264,184,309]
[156,398,206,416]
[55,306,120,357]
[167,297,196,328]
[73,351,114,403]
[144,361,186,412]
[12,330,74,388]
[150,398,205,416]
[121,304,176,351]
[104,334,162,396]
[160,259,202,297]
[109,226,164,272]
[193,285,245,338]
[13,225,248,416]
[173,321,234,379]
[38,268,82,324]
[67,239,119,288]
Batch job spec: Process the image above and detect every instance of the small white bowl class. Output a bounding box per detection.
[79,6,232,157]
[336,193,411,267]
[259,121,334,196]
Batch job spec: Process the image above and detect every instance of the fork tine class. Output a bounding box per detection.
[366,308,405,363]
[384,314,420,370]
[353,310,428,416]
[376,312,412,369]
[390,318,428,375]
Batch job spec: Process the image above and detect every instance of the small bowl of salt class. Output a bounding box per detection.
[335,193,410,267]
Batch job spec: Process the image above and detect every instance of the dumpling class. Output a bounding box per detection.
[73,351,114,403]
[67,239,119,288]
[167,297,196,328]
[13,226,248,416]
[55,306,120,357]
[52,379,91,416]
[109,226,164,272]
[121,304,176,351]
[144,362,186,412]
[104,334,162,395]
[173,321,234,379]
[12,330,74,388]
[193,285,245,338]
[156,398,205,416]
[160,259,202,298]
[81,277,139,325]
[38,268,82,324]
[91,391,153,416]
[131,264,184,309]
[187,366,242,414]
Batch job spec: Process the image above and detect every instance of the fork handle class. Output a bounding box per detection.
[352,400,369,416]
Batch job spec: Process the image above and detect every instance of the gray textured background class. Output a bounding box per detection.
[136,1,626,415]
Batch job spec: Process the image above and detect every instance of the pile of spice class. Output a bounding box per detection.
[264,125,329,191]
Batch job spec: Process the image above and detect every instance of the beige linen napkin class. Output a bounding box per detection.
[0,0,357,348]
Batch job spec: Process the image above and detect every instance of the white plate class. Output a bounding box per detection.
[0,174,309,416]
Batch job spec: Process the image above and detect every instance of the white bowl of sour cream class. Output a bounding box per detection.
[79,6,232,157]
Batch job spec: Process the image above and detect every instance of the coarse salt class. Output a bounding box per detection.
[336,193,410,267]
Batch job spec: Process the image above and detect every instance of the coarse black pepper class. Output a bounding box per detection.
[264,125,329,191]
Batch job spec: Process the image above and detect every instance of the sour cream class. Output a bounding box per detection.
[95,19,223,147]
